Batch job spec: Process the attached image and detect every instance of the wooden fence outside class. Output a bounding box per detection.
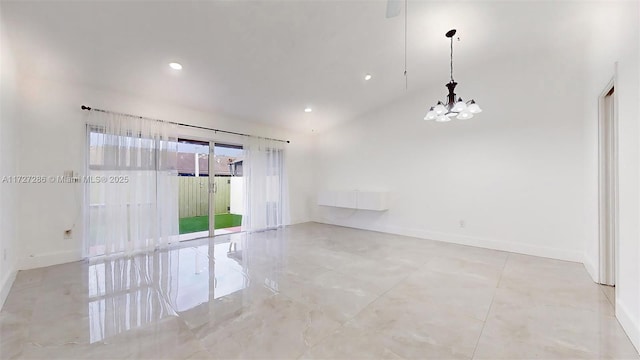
[178,176,231,218]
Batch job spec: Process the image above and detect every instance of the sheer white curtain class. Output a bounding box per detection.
[87,111,179,256]
[242,137,290,232]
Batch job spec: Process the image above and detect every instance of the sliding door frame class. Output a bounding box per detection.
[208,142,245,237]
[208,141,216,236]
[175,127,245,239]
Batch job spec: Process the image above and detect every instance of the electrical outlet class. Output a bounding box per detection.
[64,229,72,239]
[459,220,465,228]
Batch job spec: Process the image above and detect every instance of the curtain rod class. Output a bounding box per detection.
[80,105,290,144]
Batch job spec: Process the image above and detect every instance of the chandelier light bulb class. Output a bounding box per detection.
[424,110,437,121]
[467,101,482,114]
[434,103,446,115]
[457,110,474,120]
[452,99,467,113]
[436,115,451,122]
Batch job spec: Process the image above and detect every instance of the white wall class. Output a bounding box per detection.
[0,15,20,306]
[14,75,314,270]
[313,44,589,262]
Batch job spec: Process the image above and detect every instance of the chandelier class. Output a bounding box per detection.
[424,29,482,122]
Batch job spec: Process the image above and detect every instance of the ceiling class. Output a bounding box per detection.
[1,1,595,133]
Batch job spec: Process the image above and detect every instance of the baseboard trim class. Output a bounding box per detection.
[616,299,640,354]
[0,269,17,310]
[312,220,583,262]
[18,250,82,271]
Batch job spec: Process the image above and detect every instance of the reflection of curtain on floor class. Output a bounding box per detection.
[88,252,180,343]
[87,111,179,256]
[241,137,290,232]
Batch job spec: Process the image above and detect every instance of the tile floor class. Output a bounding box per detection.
[0,223,638,359]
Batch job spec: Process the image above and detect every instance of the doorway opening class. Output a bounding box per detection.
[177,139,211,241]
[176,140,245,240]
[211,143,244,235]
[598,82,617,295]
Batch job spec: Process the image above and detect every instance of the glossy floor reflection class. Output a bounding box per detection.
[1,223,638,359]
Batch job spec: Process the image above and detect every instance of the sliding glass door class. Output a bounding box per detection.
[85,109,288,259]
[177,139,210,241]
[209,143,244,236]
[88,128,252,258]
[173,140,245,239]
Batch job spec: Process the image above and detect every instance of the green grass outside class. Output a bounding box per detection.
[179,214,242,234]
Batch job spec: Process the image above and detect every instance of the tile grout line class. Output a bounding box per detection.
[293,243,507,359]
[296,270,414,360]
[295,231,456,358]
[470,252,510,360]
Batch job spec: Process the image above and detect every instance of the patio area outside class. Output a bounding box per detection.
[179,213,242,234]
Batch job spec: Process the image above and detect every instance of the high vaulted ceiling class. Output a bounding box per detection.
[2,1,598,132]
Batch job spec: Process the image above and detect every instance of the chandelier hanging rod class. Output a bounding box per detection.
[447,29,455,82]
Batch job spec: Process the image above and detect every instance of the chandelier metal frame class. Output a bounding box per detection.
[424,29,482,122]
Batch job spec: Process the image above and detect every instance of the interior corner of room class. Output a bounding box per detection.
[0,0,639,358]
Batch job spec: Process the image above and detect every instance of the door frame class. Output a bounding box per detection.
[208,141,216,236]
[175,138,212,242]
[208,141,245,236]
[597,77,618,286]
[175,127,245,238]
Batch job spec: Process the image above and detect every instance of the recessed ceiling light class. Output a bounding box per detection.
[169,62,183,70]
[304,107,312,113]
[364,74,372,81]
